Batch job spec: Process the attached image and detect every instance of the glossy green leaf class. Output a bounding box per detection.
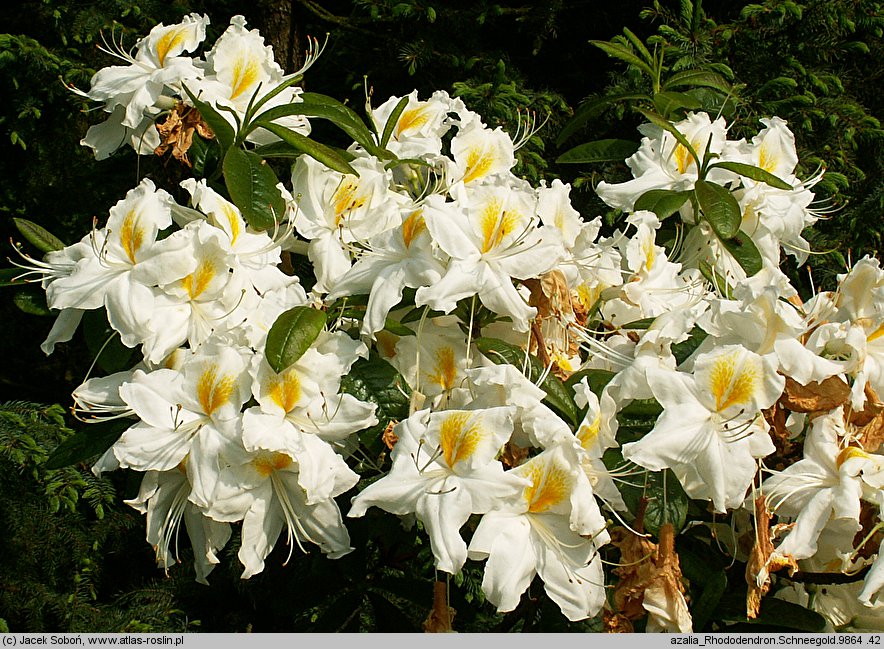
[13,289,51,316]
[590,40,654,78]
[695,179,742,240]
[556,138,639,164]
[188,134,221,178]
[222,147,286,231]
[82,309,135,374]
[264,306,327,373]
[634,189,692,220]
[607,449,689,537]
[690,570,727,631]
[556,93,645,146]
[45,419,130,470]
[722,229,764,277]
[182,84,235,151]
[340,353,411,460]
[671,326,710,365]
[253,92,384,158]
[708,161,794,190]
[475,337,579,426]
[0,267,26,287]
[259,122,357,176]
[13,218,65,252]
[652,90,703,118]
[664,69,732,94]
[565,368,616,397]
[380,95,409,149]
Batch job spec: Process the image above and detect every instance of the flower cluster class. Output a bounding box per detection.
[18,14,884,631]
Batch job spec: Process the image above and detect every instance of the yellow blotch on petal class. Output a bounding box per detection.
[577,413,601,451]
[401,209,427,249]
[836,445,871,470]
[710,352,759,413]
[523,459,571,513]
[673,139,701,175]
[221,204,241,245]
[267,368,301,413]
[439,412,483,468]
[428,346,458,391]
[156,27,189,67]
[120,210,145,264]
[182,259,216,300]
[253,451,294,477]
[229,55,261,101]
[196,365,237,416]
[395,106,430,138]
[479,199,519,253]
[867,323,884,343]
[758,143,778,174]
[463,147,495,185]
[332,179,368,226]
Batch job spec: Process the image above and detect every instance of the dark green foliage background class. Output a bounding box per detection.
[0,0,880,632]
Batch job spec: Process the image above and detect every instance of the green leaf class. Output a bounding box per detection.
[188,134,221,178]
[380,95,410,149]
[707,161,793,190]
[82,309,136,374]
[652,90,703,118]
[633,189,692,220]
[565,368,616,397]
[619,398,663,419]
[609,450,689,537]
[690,570,727,631]
[637,108,700,169]
[252,92,384,158]
[664,69,732,94]
[671,326,709,365]
[13,288,51,316]
[340,353,411,459]
[264,306,327,373]
[222,147,286,231]
[556,139,639,164]
[590,40,655,78]
[13,218,65,252]
[45,419,130,470]
[475,337,579,426]
[182,84,235,151]
[0,267,26,287]
[556,93,646,146]
[259,123,358,176]
[694,179,742,240]
[721,229,764,277]
[622,27,654,67]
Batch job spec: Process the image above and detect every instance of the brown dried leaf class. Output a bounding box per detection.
[763,402,799,469]
[603,609,634,633]
[423,581,456,633]
[499,441,529,470]
[745,496,799,619]
[780,375,851,413]
[154,102,214,167]
[381,421,399,450]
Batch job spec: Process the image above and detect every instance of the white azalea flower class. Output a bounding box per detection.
[348,407,527,574]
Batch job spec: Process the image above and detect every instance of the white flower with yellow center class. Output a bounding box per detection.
[206,445,356,578]
[180,178,290,293]
[623,345,784,512]
[763,408,884,562]
[416,186,564,331]
[189,15,310,143]
[112,342,251,507]
[348,407,527,574]
[371,90,454,159]
[450,122,516,186]
[326,206,446,338]
[242,331,374,502]
[391,324,472,405]
[594,112,732,212]
[289,154,406,293]
[78,14,209,133]
[467,446,609,621]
